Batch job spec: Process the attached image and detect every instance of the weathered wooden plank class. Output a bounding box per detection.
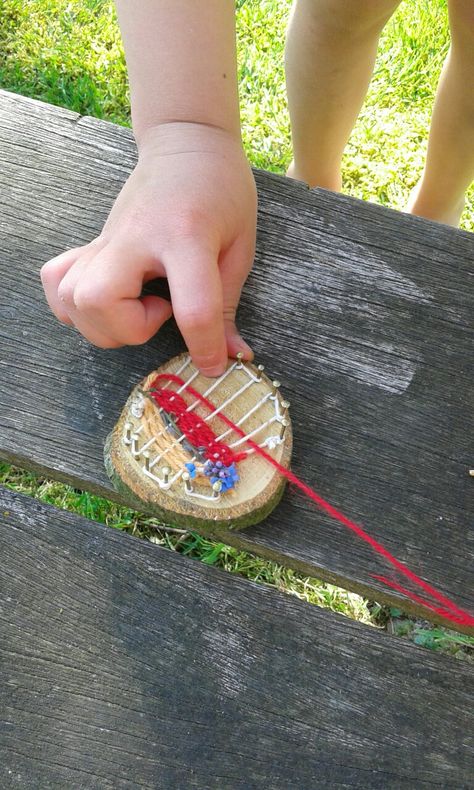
[0,89,473,630]
[1,486,473,789]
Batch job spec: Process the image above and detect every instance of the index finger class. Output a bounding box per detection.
[163,242,227,377]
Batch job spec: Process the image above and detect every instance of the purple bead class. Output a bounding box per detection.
[216,460,223,469]
[219,470,226,478]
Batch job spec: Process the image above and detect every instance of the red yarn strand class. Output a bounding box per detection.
[371,576,474,627]
[149,384,247,465]
[150,372,474,628]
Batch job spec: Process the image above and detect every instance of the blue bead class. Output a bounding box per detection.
[185,462,196,479]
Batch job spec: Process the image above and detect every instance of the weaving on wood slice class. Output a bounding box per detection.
[105,353,293,530]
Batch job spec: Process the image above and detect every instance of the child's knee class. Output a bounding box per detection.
[293,0,401,41]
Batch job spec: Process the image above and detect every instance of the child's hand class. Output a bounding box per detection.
[41,123,257,376]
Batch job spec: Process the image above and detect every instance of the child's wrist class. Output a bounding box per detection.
[135,120,244,160]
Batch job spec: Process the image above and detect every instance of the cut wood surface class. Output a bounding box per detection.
[1,486,473,789]
[105,353,292,531]
[0,89,473,630]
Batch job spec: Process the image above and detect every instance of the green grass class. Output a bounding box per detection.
[0,0,473,658]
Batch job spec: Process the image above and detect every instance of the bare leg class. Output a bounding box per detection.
[407,0,474,226]
[285,0,401,190]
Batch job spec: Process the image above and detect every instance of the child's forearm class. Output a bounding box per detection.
[42,1,256,376]
[114,0,241,147]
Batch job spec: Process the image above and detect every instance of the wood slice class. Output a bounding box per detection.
[104,353,293,530]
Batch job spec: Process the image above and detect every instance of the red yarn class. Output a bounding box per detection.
[372,576,473,627]
[150,372,474,629]
[149,383,247,466]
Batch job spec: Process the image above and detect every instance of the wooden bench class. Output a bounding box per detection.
[0,89,473,787]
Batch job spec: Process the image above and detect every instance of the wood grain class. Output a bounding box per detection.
[0,89,473,631]
[1,485,473,789]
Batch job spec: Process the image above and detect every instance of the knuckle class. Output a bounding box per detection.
[73,284,110,313]
[40,260,52,278]
[56,282,74,307]
[223,305,237,323]
[169,209,215,245]
[40,258,61,282]
[174,208,206,235]
[176,305,221,333]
